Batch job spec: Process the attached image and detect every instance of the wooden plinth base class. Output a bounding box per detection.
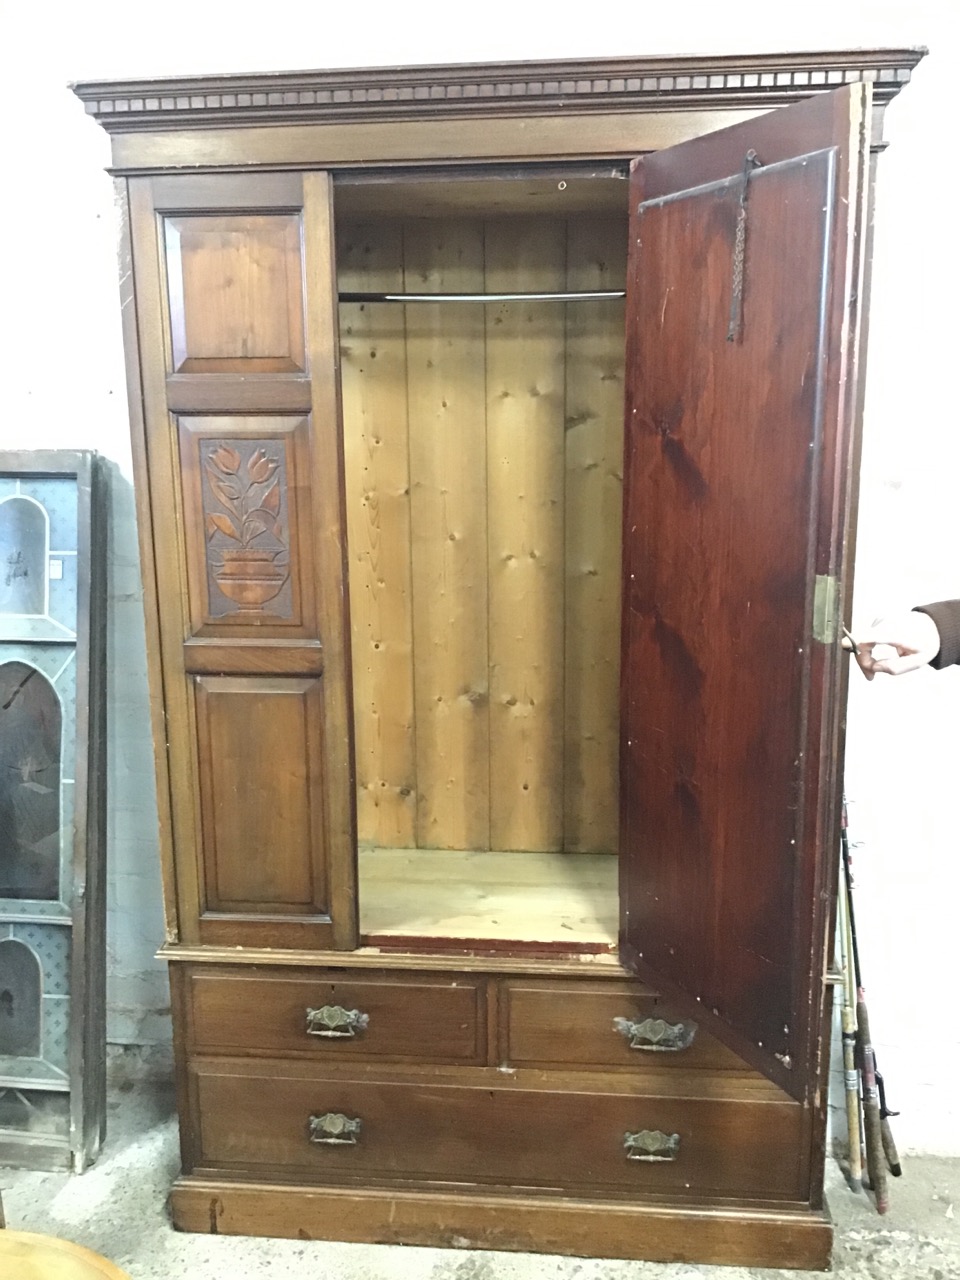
[171,1177,833,1270]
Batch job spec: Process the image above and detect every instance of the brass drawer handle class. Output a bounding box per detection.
[308,1112,362,1145]
[305,1005,370,1038]
[613,1015,697,1052]
[624,1129,680,1162]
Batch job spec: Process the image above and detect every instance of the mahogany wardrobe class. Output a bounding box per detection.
[75,47,921,1268]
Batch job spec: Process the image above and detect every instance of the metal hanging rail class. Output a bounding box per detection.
[338,290,625,304]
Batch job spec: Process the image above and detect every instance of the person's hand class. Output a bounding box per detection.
[847,611,942,679]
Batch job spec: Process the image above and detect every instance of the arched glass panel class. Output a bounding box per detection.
[0,939,42,1056]
[0,497,47,616]
[0,662,61,899]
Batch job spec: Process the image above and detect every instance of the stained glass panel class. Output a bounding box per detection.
[0,498,46,616]
[0,662,61,900]
[0,939,42,1057]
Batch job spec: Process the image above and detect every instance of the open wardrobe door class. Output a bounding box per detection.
[619,84,870,1103]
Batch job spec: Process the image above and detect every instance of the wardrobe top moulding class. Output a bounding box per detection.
[73,48,924,172]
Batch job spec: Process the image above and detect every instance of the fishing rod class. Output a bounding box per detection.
[841,801,901,1213]
[836,863,863,1189]
[878,1073,902,1179]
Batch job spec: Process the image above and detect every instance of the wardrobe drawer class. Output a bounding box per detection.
[186,969,484,1063]
[502,980,749,1072]
[192,1063,805,1200]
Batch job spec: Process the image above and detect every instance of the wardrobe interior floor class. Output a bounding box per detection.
[358,846,619,946]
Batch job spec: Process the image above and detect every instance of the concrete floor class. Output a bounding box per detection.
[2,1084,958,1280]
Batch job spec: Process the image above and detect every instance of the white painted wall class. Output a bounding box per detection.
[1,0,956,1152]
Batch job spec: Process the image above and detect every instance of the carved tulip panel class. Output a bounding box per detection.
[202,438,290,618]
[178,418,316,637]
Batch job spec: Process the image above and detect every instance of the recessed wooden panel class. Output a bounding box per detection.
[194,676,327,915]
[164,214,306,374]
[177,417,315,638]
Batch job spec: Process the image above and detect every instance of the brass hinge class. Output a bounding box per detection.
[813,574,841,644]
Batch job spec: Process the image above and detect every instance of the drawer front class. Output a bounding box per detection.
[502,980,750,1071]
[187,970,484,1063]
[193,1064,805,1200]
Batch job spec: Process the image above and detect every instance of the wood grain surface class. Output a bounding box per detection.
[339,210,626,856]
[358,847,617,944]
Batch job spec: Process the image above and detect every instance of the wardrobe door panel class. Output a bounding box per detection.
[126,170,357,950]
[619,85,870,1102]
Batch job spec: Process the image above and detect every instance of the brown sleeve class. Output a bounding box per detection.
[913,601,960,669]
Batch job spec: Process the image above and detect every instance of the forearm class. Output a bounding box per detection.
[914,600,960,669]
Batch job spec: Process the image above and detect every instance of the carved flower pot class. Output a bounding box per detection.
[213,549,287,610]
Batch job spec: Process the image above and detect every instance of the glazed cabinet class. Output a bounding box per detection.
[75,48,922,1268]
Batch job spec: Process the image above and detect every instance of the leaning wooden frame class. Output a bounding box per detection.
[0,450,107,1172]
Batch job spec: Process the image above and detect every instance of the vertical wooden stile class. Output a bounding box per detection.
[127,177,205,944]
[405,219,490,850]
[485,219,567,852]
[302,172,360,948]
[339,221,417,848]
[116,177,181,944]
[563,215,626,853]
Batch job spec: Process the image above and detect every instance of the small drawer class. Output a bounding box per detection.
[192,1061,805,1201]
[187,969,484,1063]
[502,980,750,1072]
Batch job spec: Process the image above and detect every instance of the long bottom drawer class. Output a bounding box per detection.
[192,1063,805,1201]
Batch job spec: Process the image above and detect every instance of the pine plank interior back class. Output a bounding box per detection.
[339,206,626,865]
[563,217,626,852]
[404,219,491,851]
[338,222,417,848]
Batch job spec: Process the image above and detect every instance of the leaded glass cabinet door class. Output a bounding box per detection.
[0,451,107,1171]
